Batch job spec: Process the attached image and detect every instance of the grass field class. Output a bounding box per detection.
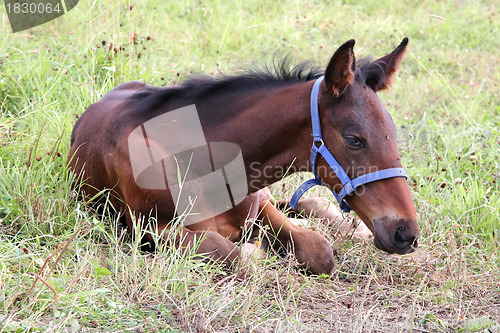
[0,0,499,332]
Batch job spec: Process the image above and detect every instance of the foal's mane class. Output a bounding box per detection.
[128,56,320,113]
[129,55,380,114]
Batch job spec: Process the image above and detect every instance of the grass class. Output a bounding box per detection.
[0,0,499,331]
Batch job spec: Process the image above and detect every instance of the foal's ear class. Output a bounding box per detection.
[324,39,356,98]
[364,37,409,91]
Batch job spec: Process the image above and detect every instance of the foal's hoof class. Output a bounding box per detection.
[236,242,268,278]
[295,231,336,276]
[305,248,336,276]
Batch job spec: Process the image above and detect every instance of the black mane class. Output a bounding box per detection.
[129,56,323,113]
[129,55,379,113]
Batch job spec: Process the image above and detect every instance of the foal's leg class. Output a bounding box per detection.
[258,197,335,276]
[124,211,241,269]
[278,197,373,239]
[176,227,241,268]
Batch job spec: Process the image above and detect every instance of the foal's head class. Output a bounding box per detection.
[316,38,418,254]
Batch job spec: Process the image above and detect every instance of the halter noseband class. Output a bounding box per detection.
[289,76,408,212]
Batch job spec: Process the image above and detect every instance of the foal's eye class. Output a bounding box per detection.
[344,135,365,148]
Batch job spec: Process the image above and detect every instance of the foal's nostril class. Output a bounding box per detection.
[393,227,417,250]
[373,218,419,254]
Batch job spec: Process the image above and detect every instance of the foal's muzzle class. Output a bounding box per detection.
[373,217,419,254]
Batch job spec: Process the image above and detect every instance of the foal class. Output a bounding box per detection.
[68,38,418,275]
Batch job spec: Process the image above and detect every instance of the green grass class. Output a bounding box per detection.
[1,0,499,331]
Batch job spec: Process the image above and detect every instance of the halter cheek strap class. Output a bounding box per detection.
[289,76,408,212]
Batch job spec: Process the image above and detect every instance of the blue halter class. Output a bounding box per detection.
[289,76,408,212]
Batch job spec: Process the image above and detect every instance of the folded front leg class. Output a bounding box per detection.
[279,197,373,239]
[258,198,335,276]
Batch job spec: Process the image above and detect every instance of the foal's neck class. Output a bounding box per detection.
[200,80,315,193]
